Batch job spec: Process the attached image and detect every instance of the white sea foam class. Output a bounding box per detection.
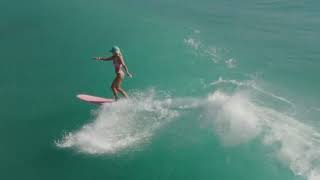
[204,90,320,180]
[184,36,220,63]
[184,37,201,50]
[56,90,178,154]
[225,58,237,68]
[211,77,295,108]
[211,76,247,86]
[184,32,236,66]
[261,107,320,180]
[205,91,261,145]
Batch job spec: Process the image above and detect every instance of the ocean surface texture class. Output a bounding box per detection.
[1,0,320,180]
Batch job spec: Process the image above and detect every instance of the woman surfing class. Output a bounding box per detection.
[93,46,132,101]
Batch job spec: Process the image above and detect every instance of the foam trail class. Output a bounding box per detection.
[184,38,201,50]
[260,107,320,180]
[211,77,246,86]
[211,77,295,108]
[251,84,295,108]
[225,58,237,68]
[184,32,235,64]
[204,90,320,180]
[56,90,178,154]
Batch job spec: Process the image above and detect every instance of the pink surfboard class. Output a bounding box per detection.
[77,94,114,104]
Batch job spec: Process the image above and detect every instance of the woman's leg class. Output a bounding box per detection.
[116,87,129,98]
[112,72,129,99]
[111,78,119,100]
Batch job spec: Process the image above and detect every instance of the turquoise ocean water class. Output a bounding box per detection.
[1,0,320,180]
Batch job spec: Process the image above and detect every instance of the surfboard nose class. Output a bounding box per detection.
[76,94,114,104]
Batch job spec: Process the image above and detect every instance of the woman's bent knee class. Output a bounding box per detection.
[116,87,122,91]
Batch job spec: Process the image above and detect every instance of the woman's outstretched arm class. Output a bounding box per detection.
[92,56,114,61]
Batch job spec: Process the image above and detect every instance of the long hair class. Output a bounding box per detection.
[116,49,122,57]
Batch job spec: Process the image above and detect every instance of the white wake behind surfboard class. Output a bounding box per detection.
[77,94,114,104]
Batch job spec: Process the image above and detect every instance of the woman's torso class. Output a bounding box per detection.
[113,56,123,73]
